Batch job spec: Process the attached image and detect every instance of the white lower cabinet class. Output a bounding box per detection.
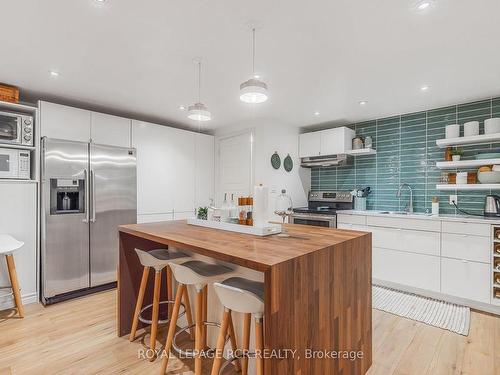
[137,213,173,223]
[373,247,440,292]
[441,233,490,263]
[441,258,490,304]
[370,226,440,256]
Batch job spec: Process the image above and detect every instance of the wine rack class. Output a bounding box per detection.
[493,227,500,304]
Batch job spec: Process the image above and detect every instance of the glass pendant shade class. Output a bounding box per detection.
[239,78,269,104]
[187,102,211,121]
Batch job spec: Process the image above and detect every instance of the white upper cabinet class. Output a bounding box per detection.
[91,112,131,148]
[195,133,214,208]
[320,127,355,156]
[132,121,175,215]
[299,127,355,158]
[299,132,321,158]
[40,101,91,142]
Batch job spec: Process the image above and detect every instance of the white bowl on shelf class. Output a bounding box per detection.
[478,171,500,184]
[445,124,460,139]
[485,118,500,134]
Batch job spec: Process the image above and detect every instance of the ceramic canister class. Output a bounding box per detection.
[445,124,460,139]
[464,121,479,137]
[485,118,500,134]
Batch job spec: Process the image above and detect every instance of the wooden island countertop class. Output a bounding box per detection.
[118,220,372,374]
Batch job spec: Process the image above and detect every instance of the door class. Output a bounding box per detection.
[40,101,91,142]
[89,143,136,287]
[216,131,253,205]
[91,112,131,148]
[42,138,90,299]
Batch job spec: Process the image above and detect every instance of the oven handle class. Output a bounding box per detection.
[292,214,336,221]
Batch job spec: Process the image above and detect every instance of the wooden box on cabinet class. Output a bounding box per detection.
[0,83,19,103]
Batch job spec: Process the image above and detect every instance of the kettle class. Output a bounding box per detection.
[484,195,500,217]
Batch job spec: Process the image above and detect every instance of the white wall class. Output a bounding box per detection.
[215,122,310,221]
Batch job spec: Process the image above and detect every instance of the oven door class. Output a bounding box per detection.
[0,149,19,178]
[291,213,336,228]
[0,112,22,145]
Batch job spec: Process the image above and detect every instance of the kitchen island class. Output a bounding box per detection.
[118,220,372,374]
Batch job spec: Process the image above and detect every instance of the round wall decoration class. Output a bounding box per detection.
[271,152,281,169]
[283,154,293,172]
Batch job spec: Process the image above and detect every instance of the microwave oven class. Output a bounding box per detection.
[0,111,34,146]
[0,148,30,179]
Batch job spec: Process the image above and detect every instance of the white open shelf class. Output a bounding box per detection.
[436,158,500,169]
[436,184,500,191]
[436,133,500,148]
[346,148,376,156]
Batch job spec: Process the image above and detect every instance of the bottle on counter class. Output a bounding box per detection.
[229,194,239,219]
[431,197,439,216]
[238,196,248,225]
[246,196,253,225]
[220,193,231,222]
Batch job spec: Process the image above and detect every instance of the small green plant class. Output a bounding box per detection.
[451,147,464,156]
[197,206,208,220]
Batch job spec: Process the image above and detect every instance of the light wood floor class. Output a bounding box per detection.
[0,290,499,374]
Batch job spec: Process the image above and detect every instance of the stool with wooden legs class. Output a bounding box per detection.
[211,277,265,375]
[129,248,194,361]
[159,260,237,375]
[0,235,25,318]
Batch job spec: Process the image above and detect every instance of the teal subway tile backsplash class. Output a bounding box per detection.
[310,96,500,214]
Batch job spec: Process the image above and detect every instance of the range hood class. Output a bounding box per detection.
[300,154,349,168]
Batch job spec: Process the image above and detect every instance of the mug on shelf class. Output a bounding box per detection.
[485,118,500,134]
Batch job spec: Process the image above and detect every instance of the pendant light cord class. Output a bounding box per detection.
[252,28,256,76]
[197,61,202,103]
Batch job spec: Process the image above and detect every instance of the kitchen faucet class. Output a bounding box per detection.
[396,183,413,213]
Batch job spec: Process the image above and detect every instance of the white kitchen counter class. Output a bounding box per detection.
[338,209,500,225]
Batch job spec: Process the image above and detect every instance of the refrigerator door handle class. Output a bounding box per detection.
[90,169,96,223]
[83,169,89,223]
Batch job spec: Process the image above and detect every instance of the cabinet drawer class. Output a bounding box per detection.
[441,221,490,237]
[373,247,440,292]
[441,258,490,304]
[366,216,440,232]
[337,214,366,225]
[441,233,490,263]
[369,226,440,256]
[337,223,367,231]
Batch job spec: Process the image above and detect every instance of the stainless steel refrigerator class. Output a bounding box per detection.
[41,138,137,304]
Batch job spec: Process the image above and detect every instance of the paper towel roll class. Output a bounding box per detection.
[253,184,269,228]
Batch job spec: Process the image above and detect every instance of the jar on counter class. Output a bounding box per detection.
[246,196,253,225]
[238,197,248,225]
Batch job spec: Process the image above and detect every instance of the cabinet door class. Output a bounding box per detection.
[91,112,131,147]
[441,258,490,303]
[0,183,37,304]
[195,133,214,208]
[441,233,490,263]
[170,128,196,212]
[370,226,440,256]
[40,101,90,142]
[132,121,174,214]
[320,128,344,156]
[373,247,440,292]
[299,132,321,158]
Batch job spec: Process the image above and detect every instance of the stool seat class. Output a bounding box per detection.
[221,277,264,301]
[214,277,264,317]
[0,235,24,255]
[135,248,188,270]
[170,260,232,288]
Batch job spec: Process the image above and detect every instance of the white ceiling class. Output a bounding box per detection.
[2,0,500,132]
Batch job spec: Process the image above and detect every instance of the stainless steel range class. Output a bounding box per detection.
[291,190,354,228]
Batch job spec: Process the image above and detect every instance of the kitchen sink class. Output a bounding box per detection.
[378,211,408,215]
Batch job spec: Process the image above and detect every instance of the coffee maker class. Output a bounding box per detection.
[484,195,500,217]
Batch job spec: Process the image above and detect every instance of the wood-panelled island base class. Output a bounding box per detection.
[118,220,372,374]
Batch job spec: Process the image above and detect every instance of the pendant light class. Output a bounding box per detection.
[188,60,211,121]
[240,28,268,104]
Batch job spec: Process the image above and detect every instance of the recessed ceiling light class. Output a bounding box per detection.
[359,100,368,106]
[178,105,186,110]
[314,111,320,116]
[49,70,60,77]
[415,0,433,10]
[420,85,430,91]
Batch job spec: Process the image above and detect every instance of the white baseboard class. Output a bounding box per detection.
[0,292,38,311]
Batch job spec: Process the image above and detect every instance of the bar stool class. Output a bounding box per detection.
[160,260,236,375]
[211,277,265,375]
[0,235,25,318]
[129,248,194,361]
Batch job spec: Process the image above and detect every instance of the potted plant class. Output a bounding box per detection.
[197,206,208,220]
[451,148,464,162]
